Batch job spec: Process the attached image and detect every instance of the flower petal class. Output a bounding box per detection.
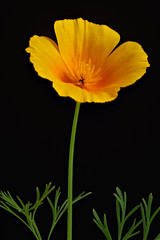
[100,41,150,88]
[26,35,70,82]
[52,79,120,103]
[54,18,120,78]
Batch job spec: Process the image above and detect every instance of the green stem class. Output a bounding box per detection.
[67,102,81,240]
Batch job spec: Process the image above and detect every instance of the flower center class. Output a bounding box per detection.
[73,59,102,88]
[78,78,85,86]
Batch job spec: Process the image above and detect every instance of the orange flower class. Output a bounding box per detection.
[26,18,150,103]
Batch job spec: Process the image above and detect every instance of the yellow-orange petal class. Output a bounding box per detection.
[100,41,150,88]
[54,18,120,79]
[52,78,120,103]
[25,35,71,82]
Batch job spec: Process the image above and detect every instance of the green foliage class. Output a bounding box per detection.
[93,188,141,240]
[0,182,91,240]
[154,234,160,240]
[140,193,160,240]
[114,188,142,240]
[93,188,160,240]
[1,184,160,240]
[47,188,91,240]
[93,209,112,240]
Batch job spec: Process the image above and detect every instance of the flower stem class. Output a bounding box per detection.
[67,102,81,240]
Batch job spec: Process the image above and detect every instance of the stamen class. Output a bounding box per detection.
[74,59,102,88]
[78,78,85,85]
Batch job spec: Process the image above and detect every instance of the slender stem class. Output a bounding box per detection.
[67,102,81,240]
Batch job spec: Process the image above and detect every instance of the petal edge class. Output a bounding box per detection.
[26,35,70,82]
[101,41,150,88]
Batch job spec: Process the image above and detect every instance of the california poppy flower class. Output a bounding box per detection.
[26,18,150,103]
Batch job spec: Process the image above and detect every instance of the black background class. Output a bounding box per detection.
[0,0,160,239]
